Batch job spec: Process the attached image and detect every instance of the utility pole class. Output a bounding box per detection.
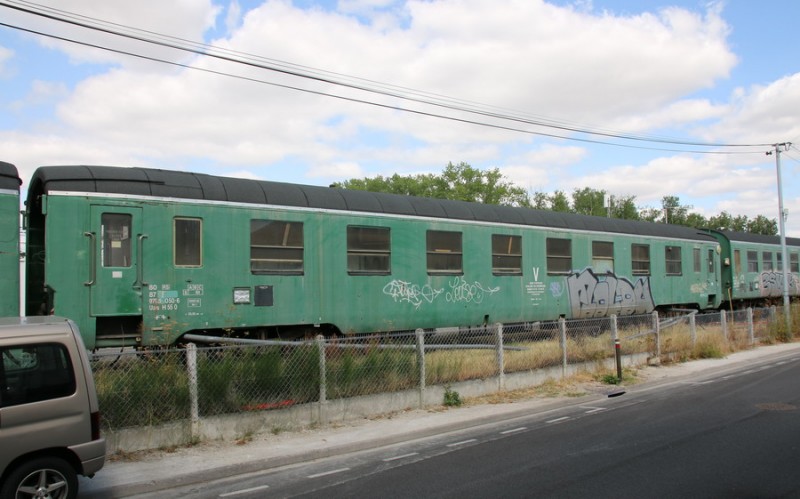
[768,142,792,337]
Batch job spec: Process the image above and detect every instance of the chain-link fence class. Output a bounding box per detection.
[91,305,788,446]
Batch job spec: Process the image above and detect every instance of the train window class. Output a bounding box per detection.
[746,251,758,273]
[665,246,682,276]
[250,220,304,274]
[174,218,202,267]
[591,241,614,273]
[776,252,783,271]
[427,230,462,275]
[708,249,715,276]
[492,234,522,275]
[693,248,702,273]
[631,244,650,275]
[763,251,774,271]
[791,253,799,273]
[546,238,572,275]
[347,226,391,275]
[101,213,131,268]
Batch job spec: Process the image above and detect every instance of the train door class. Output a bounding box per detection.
[87,206,144,317]
[705,247,718,306]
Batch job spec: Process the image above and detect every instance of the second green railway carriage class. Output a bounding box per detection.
[707,230,800,305]
[0,161,21,317]
[25,165,731,349]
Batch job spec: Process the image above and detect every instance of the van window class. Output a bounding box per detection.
[0,344,76,407]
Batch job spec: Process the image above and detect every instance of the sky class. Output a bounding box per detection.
[1,0,799,235]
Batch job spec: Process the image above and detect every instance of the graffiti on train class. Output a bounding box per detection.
[566,269,655,318]
[760,271,800,297]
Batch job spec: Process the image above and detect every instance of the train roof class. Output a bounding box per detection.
[29,164,720,242]
[0,161,21,191]
[711,229,800,248]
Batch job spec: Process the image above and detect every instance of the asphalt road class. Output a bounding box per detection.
[134,351,800,498]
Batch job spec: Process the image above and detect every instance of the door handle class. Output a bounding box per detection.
[84,232,96,286]
[136,234,148,287]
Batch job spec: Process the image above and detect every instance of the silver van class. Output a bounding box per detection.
[0,317,105,499]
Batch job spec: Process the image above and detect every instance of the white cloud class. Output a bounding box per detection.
[306,161,365,180]
[5,0,220,68]
[704,73,800,144]
[11,80,68,112]
[0,45,13,78]
[225,0,243,34]
[36,0,736,177]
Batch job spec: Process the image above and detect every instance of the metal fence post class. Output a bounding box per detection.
[747,307,755,345]
[186,343,200,441]
[415,329,426,409]
[689,312,697,347]
[611,315,621,381]
[652,311,660,361]
[559,317,567,377]
[316,335,328,425]
[495,322,505,392]
[720,310,728,343]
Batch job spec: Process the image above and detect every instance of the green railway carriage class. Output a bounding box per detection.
[0,162,21,317]
[23,165,728,349]
[707,230,800,305]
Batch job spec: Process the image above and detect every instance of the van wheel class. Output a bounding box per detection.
[0,456,78,499]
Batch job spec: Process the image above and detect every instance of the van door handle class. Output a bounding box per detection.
[84,232,96,286]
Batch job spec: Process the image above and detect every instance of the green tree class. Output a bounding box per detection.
[684,212,708,229]
[706,211,734,231]
[638,206,662,223]
[333,162,531,207]
[530,191,550,210]
[571,187,607,216]
[609,195,640,220]
[661,195,692,225]
[746,215,778,235]
[549,190,571,212]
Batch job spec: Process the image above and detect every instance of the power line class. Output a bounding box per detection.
[0,0,786,153]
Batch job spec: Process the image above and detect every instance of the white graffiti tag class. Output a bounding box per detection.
[566,269,655,318]
[445,277,500,304]
[383,280,443,309]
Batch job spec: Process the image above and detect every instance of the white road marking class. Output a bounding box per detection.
[546,416,570,424]
[383,453,419,462]
[583,406,607,414]
[219,484,270,497]
[447,439,477,447]
[500,427,527,435]
[307,468,350,479]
